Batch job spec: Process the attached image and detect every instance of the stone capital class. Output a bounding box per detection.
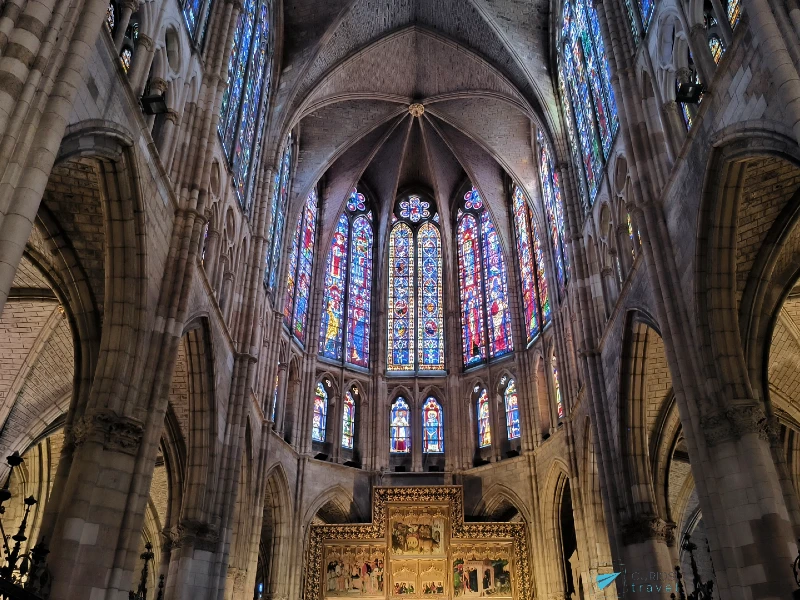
[621,515,676,546]
[71,410,145,455]
[163,520,219,552]
[700,402,775,447]
[137,34,154,52]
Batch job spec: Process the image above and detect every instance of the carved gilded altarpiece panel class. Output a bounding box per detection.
[305,487,531,599]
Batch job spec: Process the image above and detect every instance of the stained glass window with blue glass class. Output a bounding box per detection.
[342,390,356,449]
[312,382,328,442]
[218,0,272,210]
[512,186,552,344]
[390,398,411,453]
[387,195,444,372]
[179,0,213,44]
[284,189,318,344]
[457,187,513,367]
[504,379,521,440]
[560,0,619,207]
[267,137,292,288]
[319,189,373,368]
[537,130,570,292]
[422,397,444,453]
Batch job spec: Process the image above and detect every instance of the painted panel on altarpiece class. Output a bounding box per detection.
[324,544,386,596]
[451,543,514,598]
[389,506,447,556]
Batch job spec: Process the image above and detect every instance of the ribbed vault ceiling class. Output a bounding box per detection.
[272,0,557,227]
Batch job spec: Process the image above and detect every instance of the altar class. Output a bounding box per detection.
[304,486,531,598]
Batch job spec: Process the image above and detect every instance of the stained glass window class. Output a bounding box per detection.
[457,187,513,367]
[179,0,213,44]
[284,190,318,343]
[319,190,373,368]
[120,48,132,71]
[553,355,565,419]
[418,223,444,370]
[342,390,356,449]
[388,223,414,371]
[638,0,654,30]
[387,196,443,372]
[319,214,349,361]
[267,138,292,288]
[627,213,636,259]
[458,214,486,367]
[708,35,724,64]
[422,397,444,453]
[106,2,116,31]
[390,398,411,453]
[727,0,741,28]
[271,371,279,421]
[218,0,272,209]
[477,388,492,448]
[537,131,570,292]
[622,0,640,45]
[504,379,521,440]
[312,382,328,442]
[560,0,619,207]
[512,186,552,344]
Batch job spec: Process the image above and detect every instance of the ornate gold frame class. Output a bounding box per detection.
[305,486,531,598]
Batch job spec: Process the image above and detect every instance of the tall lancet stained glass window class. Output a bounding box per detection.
[180,0,213,45]
[422,397,444,453]
[560,0,618,207]
[267,137,292,288]
[387,195,444,372]
[537,131,570,292]
[312,382,328,442]
[512,186,552,344]
[390,398,411,453]
[319,189,374,367]
[284,189,318,343]
[456,187,513,367]
[218,0,273,209]
[476,387,492,448]
[342,390,356,450]
[553,355,565,419]
[504,379,521,440]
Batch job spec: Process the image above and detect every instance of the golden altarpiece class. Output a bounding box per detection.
[304,486,531,598]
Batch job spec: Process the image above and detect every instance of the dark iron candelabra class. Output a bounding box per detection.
[671,534,714,600]
[0,452,51,599]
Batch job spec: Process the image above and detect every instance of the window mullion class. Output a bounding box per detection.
[342,216,353,366]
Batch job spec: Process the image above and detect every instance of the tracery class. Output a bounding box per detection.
[456,187,513,368]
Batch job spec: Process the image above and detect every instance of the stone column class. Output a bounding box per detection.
[130,33,155,96]
[113,0,139,50]
[163,521,220,600]
[329,392,342,463]
[618,517,677,594]
[273,362,287,429]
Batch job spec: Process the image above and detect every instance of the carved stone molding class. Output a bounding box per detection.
[72,410,144,455]
[621,516,676,546]
[163,520,219,552]
[700,403,774,447]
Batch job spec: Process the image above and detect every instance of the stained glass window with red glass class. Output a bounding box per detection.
[387,195,444,372]
[390,398,411,453]
[422,397,444,453]
[318,189,373,368]
[457,187,513,367]
[284,189,317,343]
[512,186,552,343]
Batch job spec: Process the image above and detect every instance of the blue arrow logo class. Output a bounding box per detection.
[596,572,622,591]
